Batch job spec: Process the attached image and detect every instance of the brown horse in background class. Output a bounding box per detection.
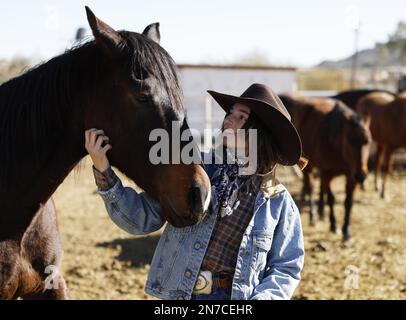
[356,92,406,199]
[332,89,396,110]
[0,7,210,299]
[280,95,371,241]
[331,90,398,191]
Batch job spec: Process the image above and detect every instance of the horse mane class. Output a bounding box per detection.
[0,31,183,188]
[0,45,90,187]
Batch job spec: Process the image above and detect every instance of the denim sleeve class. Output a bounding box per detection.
[97,176,165,235]
[250,192,305,300]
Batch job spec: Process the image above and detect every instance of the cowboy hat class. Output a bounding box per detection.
[207,83,302,166]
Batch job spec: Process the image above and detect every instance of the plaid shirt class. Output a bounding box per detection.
[200,173,262,276]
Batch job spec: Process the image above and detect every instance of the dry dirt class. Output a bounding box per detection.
[53,157,406,300]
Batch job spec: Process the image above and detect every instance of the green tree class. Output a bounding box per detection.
[377,21,406,64]
[298,68,354,91]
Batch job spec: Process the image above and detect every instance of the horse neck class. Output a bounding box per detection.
[29,49,111,202]
[321,106,345,155]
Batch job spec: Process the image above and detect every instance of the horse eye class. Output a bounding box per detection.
[137,95,149,103]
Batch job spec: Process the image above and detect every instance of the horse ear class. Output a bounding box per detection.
[85,6,122,54]
[142,23,160,44]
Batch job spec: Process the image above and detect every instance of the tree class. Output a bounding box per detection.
[233,50,272,66]
[377,21,406,64]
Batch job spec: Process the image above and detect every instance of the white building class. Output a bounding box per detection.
[177,64,297,147]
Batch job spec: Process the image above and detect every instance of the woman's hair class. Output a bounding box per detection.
[242,111,284,174]
[222,108,307,174]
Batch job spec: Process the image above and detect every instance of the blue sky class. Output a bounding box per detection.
[0,0,405,67]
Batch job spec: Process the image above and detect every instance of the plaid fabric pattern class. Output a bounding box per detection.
[200,174,262,276]
[92,166,118,191]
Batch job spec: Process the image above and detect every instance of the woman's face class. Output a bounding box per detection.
[223,103,250,132]
[222,103,251,150]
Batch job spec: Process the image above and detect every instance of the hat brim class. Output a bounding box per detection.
[207,90,302,166]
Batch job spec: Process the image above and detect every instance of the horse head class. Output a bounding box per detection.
[341,108,372,184]
[82,7,210,227]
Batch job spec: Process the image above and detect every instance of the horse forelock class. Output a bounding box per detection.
[120,31,184,114]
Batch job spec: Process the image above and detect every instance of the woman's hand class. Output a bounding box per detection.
[85,128,112,172]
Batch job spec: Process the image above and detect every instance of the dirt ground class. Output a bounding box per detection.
[53,157,406,300]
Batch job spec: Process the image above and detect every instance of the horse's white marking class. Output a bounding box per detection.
[203,184,211,212]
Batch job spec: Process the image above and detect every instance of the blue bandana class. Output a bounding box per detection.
[211,162,241,218]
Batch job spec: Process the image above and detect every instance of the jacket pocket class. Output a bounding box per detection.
[251,231,273,275]
[148,230,186,289]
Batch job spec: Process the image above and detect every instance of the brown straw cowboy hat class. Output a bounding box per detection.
[207,83,302,166]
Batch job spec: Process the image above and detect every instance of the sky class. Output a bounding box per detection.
[0,0,405,67]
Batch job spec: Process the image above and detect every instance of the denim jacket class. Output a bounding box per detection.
[97,162,305,300]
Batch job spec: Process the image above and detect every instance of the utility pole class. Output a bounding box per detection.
[346,5,361,89]
[350,26,360,89]
[75,27,86,42]
[204,94,212,151]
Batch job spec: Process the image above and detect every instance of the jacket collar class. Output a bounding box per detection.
[260,171,286,198]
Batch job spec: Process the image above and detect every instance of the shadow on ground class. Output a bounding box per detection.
[97,235,161,268]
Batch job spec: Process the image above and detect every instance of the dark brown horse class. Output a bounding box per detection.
[356,92,406,199]
[331,90,397,190]
[280,95,371,241]
[0,7,210,299]
[332,89,396,110]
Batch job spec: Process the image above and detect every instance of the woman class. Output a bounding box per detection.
[85,83,305,300]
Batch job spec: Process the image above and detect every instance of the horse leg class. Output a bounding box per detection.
[23,286,70,300]
[54,276,69,299]
[381,146,394,200]
[39,273,69,300]
[325,175,336,233]
[343,178,357,241]
[300,171,307,211]
[21,267,69,300]
[303,169,316,226]
[19,199,69,300]
[40,265,69,300]
[318,174,326,221]
[374,144,384,192]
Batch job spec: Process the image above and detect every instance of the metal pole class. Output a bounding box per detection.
[350,27,359,89]
[204,94,212,151]
[75,27,86,42]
